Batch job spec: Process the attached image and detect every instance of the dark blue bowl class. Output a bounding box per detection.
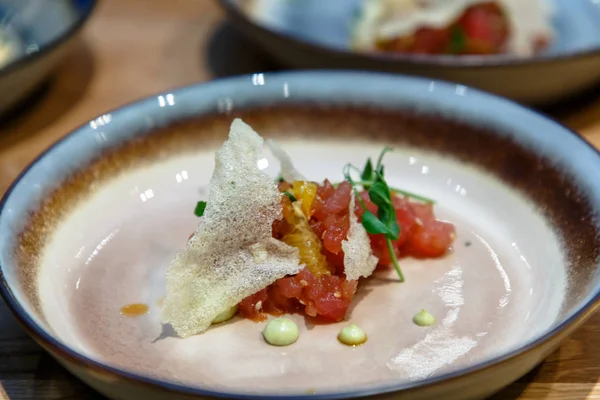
[0,0,97,115]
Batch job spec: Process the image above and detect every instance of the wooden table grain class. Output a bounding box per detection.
[0,1,599,399]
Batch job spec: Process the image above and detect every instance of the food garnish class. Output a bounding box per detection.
[194,200,207,217]
[267,139,306,182]
[283,191,297,202]
[342,147,418,282]
[263,317,299,346]
[338,323,367,346]
[342,192,379,281]
[161,119,302,338]
[413,309,436,327]
[347,147,435,204]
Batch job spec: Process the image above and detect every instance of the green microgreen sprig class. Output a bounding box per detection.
[343,158,405,282]
[336,148,435,205]
[342,147,435,282]
[194,200,207,217]
[283,191,297,202]
[449,25,466,54]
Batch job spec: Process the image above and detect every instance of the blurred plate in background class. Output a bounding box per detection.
[219,0,600,105]
[0,0,96,117]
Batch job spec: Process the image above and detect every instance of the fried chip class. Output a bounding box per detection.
[267,139,305,183]
[342,192,379,280]
[161,119,302,337]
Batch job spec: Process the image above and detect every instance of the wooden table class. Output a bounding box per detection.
[0,1,599,399]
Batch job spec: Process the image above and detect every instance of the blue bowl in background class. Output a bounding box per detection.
[0,0,96,116]
[219,0,600,105]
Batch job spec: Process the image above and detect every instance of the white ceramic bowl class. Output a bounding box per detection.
[1,71,599,400]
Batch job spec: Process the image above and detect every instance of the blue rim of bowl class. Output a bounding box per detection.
[217,0,600,70]
[0,0,97,79]
[1,71,600,399]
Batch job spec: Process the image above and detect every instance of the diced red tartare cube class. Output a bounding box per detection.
[239,177,455,323]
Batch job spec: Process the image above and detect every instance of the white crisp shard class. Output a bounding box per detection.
[267,139,305,182]
[161,118,302,338]
[342,192,379,281]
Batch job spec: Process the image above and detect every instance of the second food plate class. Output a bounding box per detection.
[219,0,600,105]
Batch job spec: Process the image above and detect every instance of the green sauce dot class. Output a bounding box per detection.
[413,310,436,327]
[338,323,367,346]
[263,317,299,346]
[212,305,238,324]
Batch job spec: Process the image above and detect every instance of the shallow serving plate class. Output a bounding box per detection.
[218,0,600,105]
[1,71,600,400]
[0,0,96,116]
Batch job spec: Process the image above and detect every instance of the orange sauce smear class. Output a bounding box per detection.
[120,303,149,317]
